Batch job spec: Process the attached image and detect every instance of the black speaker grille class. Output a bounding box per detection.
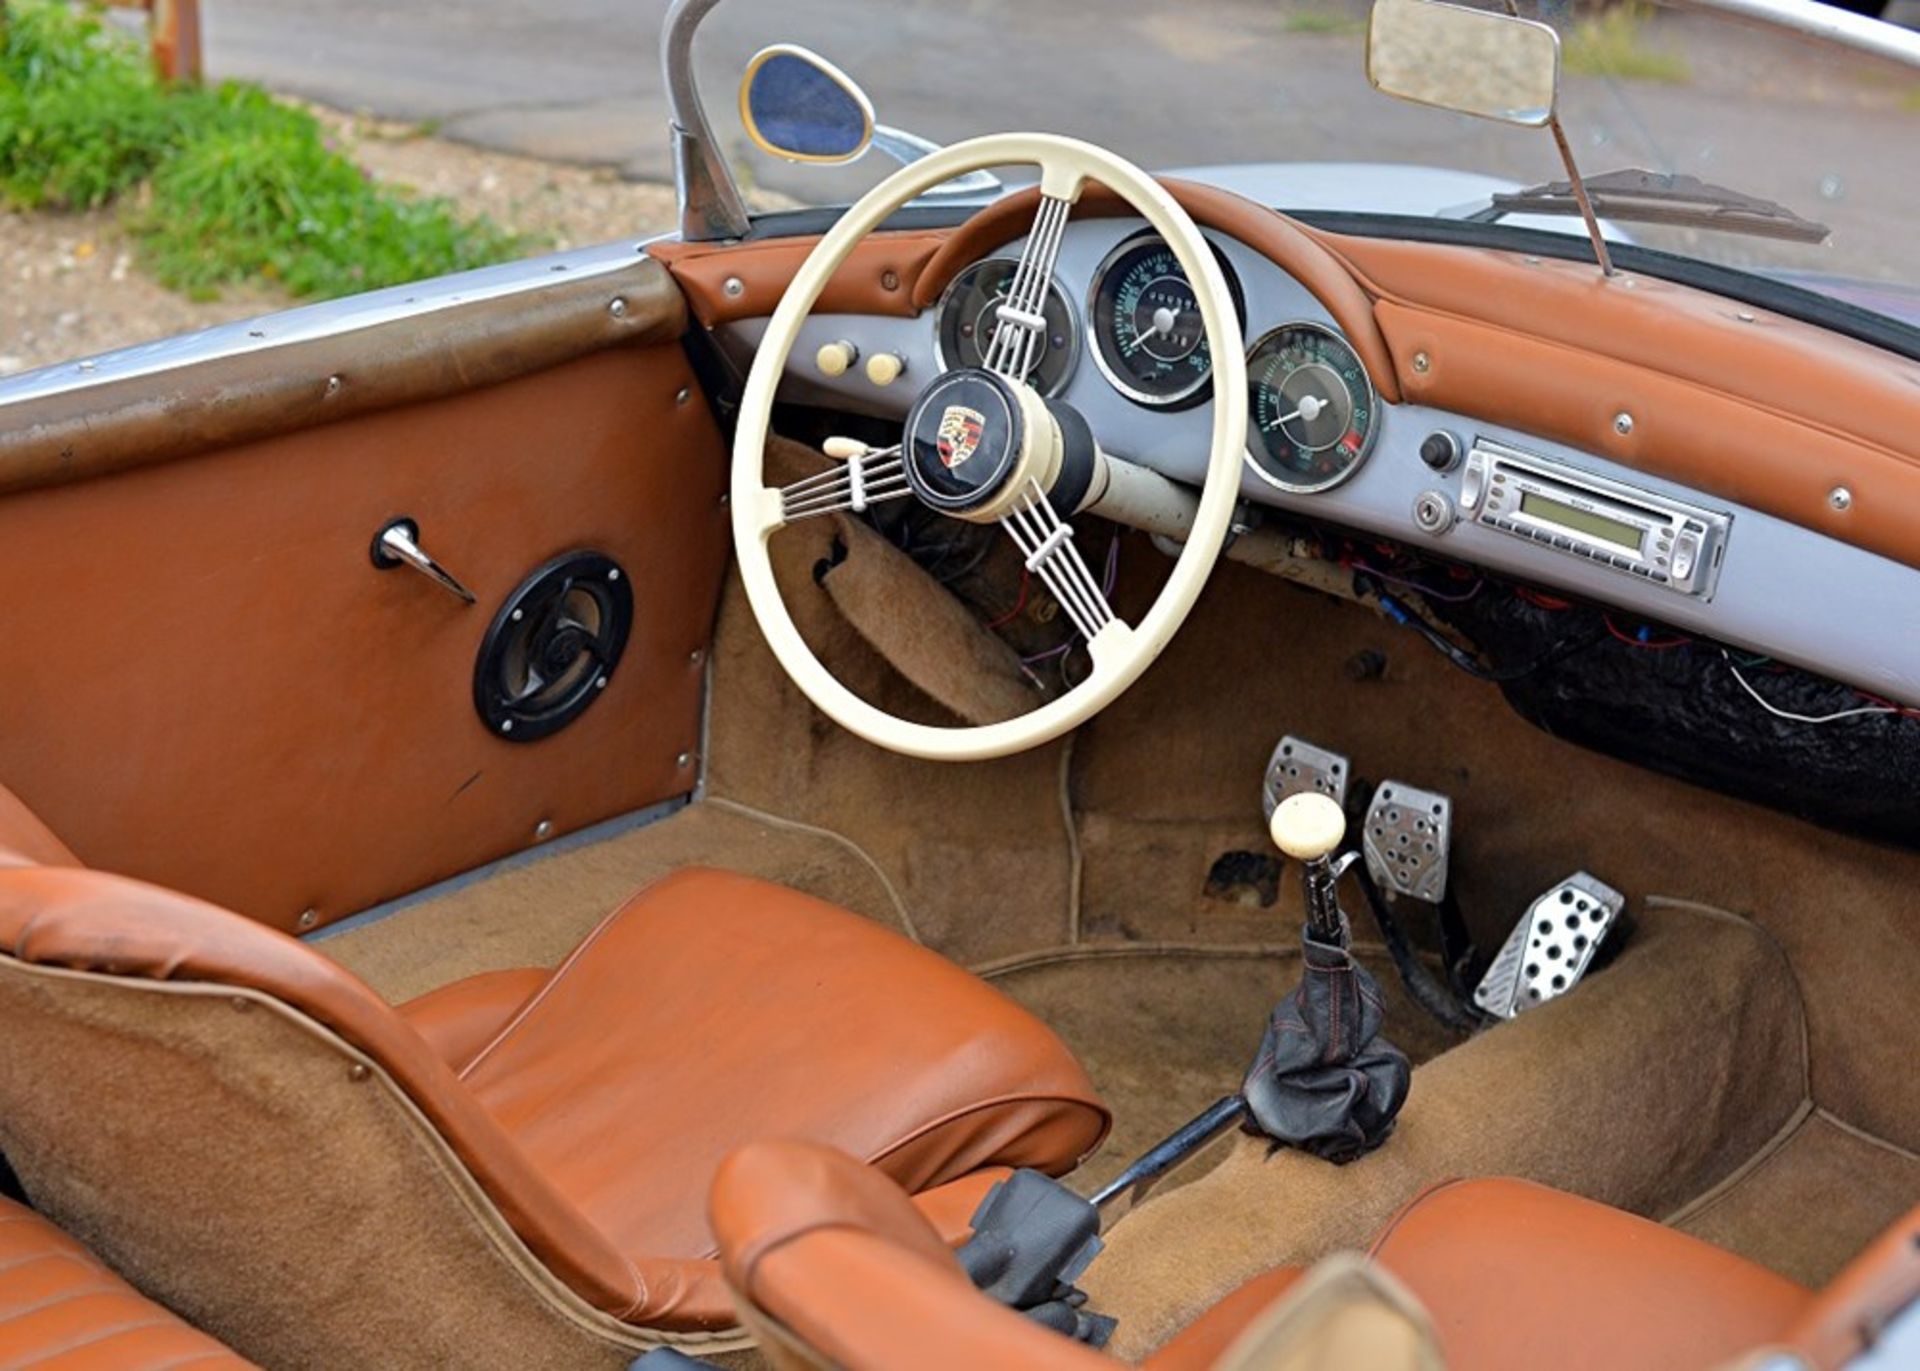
[474,551,633,742]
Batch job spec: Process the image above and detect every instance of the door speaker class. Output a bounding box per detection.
[475,551,633,742]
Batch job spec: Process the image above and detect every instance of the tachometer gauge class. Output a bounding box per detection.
[1088,232,1243,409]
[1245,322,1379,493]
[934,259,1077,396]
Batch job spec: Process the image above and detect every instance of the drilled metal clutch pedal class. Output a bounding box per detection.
[1473,872,1625,1020]
[1361,781,1452,903]
[1261,736,1350,818]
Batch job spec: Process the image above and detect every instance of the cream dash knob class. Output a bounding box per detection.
[816,340,858,377]
[1270,792,1346,863]
[822,436,870,461]
[865,351,906,386]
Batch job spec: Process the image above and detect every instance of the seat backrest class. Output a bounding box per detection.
[1781,1200,1920,1370]
[709,1138,1115,1371]
[0,862,662,1364]
[0,780,79,869]
[0,1190,256,1369]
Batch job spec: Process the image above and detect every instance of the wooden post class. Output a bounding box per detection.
[149,0,203,83]
[105,0,203,84]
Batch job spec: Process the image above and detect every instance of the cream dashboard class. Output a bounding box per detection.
[712,216,1920,709]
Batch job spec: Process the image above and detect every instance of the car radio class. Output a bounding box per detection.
[1459,439,1730,598]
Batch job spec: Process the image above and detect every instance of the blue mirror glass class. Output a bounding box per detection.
[740,46,873,163]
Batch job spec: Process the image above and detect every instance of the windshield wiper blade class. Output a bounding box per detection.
[1469,169,1830,244]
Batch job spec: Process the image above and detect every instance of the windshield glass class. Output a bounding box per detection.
[691,0,1920,328]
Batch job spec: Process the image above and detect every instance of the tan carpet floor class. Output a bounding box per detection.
[314,507,1920,1357]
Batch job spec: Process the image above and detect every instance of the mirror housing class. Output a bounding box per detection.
[1367,0,1561,128]
[739,44,875,164]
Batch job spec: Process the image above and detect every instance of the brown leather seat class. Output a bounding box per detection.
[0,1192,253,1369]
[0,782,1107,1363]
[709,1139,1920,1371]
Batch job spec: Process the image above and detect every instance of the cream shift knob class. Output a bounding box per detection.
[865,351,906,386]
[1270,792,1346,863]
[815,340,858,377]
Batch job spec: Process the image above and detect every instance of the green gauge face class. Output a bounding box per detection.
[1089,233,1242,409]
[1245,323,1379,492]
[934,259,1076,395]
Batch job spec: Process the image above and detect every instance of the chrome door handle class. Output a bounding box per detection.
[370,518,476,605]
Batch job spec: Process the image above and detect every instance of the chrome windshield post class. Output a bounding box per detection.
[661,0,752,243]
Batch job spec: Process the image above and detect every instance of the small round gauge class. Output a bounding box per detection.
[1088,232,1242,409]
[934,259,1077,395]
[1244,322,1379,493]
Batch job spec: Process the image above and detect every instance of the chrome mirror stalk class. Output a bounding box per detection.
[1544,113,1615,278]
[662,0,752,243]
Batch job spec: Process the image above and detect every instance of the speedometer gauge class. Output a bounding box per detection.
[934,259,1077,396]
[1088,232,1243,409]
[1245,322,1379,493]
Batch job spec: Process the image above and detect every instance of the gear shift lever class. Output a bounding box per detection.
[1242,791,1411,1161]
[1090,794,1412,1214]
[1272,792,1354,947]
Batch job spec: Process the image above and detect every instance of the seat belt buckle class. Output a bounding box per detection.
[957,1169,1115,1347]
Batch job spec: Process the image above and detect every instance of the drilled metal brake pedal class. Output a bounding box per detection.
[1261,736,1350,818]
[1361,781,1452,903]
[1473,872,1625,1020]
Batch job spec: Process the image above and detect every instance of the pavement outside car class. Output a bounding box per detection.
[205,0,1920,288]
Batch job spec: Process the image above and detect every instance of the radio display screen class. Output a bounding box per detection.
[1519,492,1643,552]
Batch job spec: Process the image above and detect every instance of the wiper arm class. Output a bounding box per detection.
[1467,169,1830,244]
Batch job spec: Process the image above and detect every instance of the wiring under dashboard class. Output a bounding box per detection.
[1723,652,1920,724]
[1342,542,1919,730]
[1023,531,1122,689]
[1360,575,1606,684]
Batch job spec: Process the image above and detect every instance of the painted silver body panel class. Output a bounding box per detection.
[717,214,1920,706]
[0,238,649,405]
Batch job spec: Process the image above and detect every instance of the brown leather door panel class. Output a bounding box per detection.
[0,343,728,933]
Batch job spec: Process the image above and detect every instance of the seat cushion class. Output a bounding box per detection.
[0,1195,254,1369]
[460,868,1109,1263]
[398,966,549,1071]
[1148,1179,1815,1371]
[1144,1267,1306,1371]
[1368,1178,1813,1371]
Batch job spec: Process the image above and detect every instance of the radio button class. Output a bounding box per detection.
[1671,533,1700,580]
[1461,455,1488,512]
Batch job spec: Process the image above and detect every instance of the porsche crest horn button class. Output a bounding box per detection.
[903,369,1023,512]
[936,404,986,470]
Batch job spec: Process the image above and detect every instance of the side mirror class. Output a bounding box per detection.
[739,44,875,164]
[1366,0,1561,128]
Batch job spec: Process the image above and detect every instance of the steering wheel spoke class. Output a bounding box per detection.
[770,444,911,526]
[984,191,1073,383]
[1000,482,1117,643]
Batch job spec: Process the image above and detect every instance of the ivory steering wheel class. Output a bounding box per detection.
[731,133,1247,761]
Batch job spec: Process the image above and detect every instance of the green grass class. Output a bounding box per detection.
[1284,10,1365,37]
[1564,3,1692,84]
[0,1,532,299]
[1904,87,1920,114]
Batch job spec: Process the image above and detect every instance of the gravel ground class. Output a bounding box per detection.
[0,106,683,379]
